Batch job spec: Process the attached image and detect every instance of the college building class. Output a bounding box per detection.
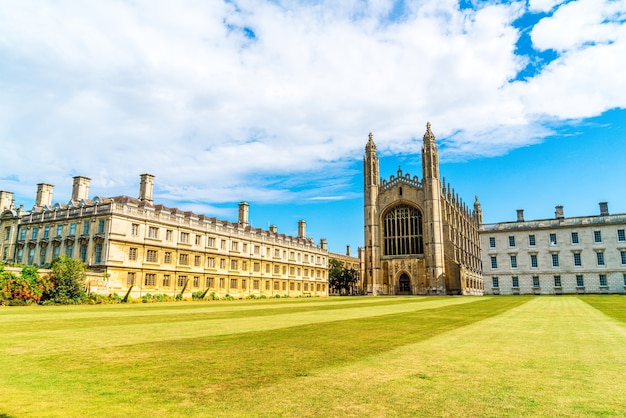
[362,123,484,295]
[0,174,330,298]
[480,203,626,295]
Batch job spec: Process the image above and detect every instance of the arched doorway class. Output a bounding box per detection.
[398,273,411,295]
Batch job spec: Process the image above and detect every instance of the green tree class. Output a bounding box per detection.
[328,259,359,295]
[45,256,87,304]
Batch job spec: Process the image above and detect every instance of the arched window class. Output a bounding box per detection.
[383,205,423,256]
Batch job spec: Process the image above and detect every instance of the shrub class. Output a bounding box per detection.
[154,294,169,302]
[44,256,87,304]
[0,265,54,305]
[108,293,123,303]
[192,291,205,300]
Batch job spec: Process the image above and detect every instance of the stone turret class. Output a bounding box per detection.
[363,132,381,295]
[421,122,446,295]
[474,196,483,224]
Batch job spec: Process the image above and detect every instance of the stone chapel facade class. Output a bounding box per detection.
[362,123,483,295]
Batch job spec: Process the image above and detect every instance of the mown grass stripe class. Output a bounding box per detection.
[1,297,484,355]
[238,296,626,417]
[0,297,434,332]
[579,295,626,323]
[0,296,415,324]
[0,296,528,417]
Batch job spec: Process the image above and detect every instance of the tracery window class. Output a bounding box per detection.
[383,205,423,256]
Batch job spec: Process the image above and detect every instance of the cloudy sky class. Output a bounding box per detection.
[1,0,625,254]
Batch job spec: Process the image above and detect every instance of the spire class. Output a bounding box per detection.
[474,195,483,224]
[423,121,435,144]
[365,132,376,152]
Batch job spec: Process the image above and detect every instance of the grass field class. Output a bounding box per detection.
[1,295,626,417]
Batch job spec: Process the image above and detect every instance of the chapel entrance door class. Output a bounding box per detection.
[398,273,411,295]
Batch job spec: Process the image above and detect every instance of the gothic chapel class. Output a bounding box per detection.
[362,123,483,295]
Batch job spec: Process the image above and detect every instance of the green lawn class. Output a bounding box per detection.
[1,295,625,417]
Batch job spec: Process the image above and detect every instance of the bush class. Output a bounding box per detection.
[44,256,87,304]
[154,294,170,302]
[0,265,54,305]
[192,291,205,300]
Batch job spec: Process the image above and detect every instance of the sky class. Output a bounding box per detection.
[1,0,625,255]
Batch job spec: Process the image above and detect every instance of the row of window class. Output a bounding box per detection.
[490,250,625,269]
[126,273,326,292]
[6,221,107,242]
[133,223,323,263]
[128,247,326,278]
[11,242,103,266]
[489,229,626,248]
[491,273,624,289]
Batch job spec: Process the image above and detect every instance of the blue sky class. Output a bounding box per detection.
[1,0,625,254]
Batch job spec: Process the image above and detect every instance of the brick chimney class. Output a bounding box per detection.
[298,220,306,238]
[139,173,154,204]
[555,205,564,219]
[238,202,249,227]
[36,183,54,207]
[0,191,14,211]
[71,176,91,201]
[599,202,609,216]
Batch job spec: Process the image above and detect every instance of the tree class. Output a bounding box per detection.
[45,256,87,304]
[328,259,359,295]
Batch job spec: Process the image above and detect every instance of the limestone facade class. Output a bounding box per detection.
[0,175,329,298]
[480,204,626,295]
[362,124,483,296]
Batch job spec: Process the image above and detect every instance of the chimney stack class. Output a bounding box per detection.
[599,202,609,216]
[35,183,54,207]
[71,176,91,201]
[269,225,277,234]
[238,202,249,227]
[139,173,154,204]
[516,209,524,222]
[346,245,351,256]
[298,220,306,238]
[555,205,564,219]
[0,191,13,211]
[320,238,327,251]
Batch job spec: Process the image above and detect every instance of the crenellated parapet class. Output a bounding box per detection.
[380,167,421,192]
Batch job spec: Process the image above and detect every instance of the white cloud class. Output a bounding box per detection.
[515,0,626,119]
[0,0,624,208]
[528,0,565,13]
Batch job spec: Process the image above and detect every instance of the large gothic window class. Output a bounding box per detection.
[383,205,423,256]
